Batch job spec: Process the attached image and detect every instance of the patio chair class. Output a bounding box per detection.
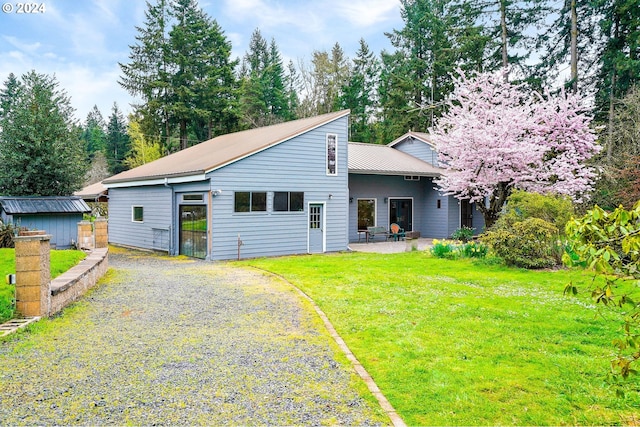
[389,223,406,241]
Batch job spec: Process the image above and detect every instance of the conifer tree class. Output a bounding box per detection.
[338,39,380,143]
[105,103,130,175]
[81,105,107,157]
[0,71,86,196]
[120,0,237,150]
[378,0,487,142]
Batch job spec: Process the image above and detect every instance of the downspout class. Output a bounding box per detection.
[164,177,175,255]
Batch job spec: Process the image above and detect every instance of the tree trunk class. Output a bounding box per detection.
[180,119,187,151]
[476,182,512,230]
[500,0,508,79]
[607,17,620,164]
[570,0,578,93]
[607,70,617,163]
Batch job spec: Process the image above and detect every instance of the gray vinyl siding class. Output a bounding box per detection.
[349,174,432,240]
[447,196,461,237]
[472,201,486,233]
[393,139,439,166]
[108,185,173,252]
[10,213,82,249]
[207,117,349,260]
[421,181,451,238]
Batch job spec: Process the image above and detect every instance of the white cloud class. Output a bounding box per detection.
[55,64,132,121]
[331,0,401,28]
[2,36,42,54]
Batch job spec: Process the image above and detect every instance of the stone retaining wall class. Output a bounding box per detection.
[14,232,109,318]
[49,248,108,316]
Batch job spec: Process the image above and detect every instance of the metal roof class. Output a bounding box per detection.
[0,196,91,214]
[74,181,108,199]
[348,142,443,176]
[103,110,350,186]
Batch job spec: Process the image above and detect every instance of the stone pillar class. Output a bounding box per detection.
[77,220,94,250]
[15,233,51,317]
[94,218,108,249]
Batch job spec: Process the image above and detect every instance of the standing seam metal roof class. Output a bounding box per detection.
[348,142,443,176]
[0,197,91,214]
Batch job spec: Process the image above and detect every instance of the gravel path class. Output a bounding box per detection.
[0,251,387,425]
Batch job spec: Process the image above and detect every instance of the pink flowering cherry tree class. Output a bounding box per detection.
[430,70,600,229]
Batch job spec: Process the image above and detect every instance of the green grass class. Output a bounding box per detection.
[0,248,86,323]
[241,251,640,426]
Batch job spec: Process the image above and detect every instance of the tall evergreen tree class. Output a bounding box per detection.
[378,0,486,141]
[474,0,550,80]
[534,0,600,93]
[238,29,291,127]
[193,17,238,141]
[105,103,130,175]
[338,39,380,143]
[119,0,172,150]
[120,0,237,150]
[0,72,20,119]
[81,105,107,157]
[593,0,640,162]
[0,71,86,196]
[168,0,211,149]
[284,60,300,120]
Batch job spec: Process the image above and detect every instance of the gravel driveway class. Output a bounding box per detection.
[0,251,387,425]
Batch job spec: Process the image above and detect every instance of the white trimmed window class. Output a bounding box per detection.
[326,133,337,175]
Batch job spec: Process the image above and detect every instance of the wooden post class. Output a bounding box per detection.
[14,232,51,317]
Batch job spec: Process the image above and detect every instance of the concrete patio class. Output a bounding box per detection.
[348,237,434,254]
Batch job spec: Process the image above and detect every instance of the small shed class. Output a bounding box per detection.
[0,196,91,249]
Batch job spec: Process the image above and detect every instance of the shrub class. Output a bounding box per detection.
[481,218,559,268]
[495,190,575,234]
[0,221,16,248]
[451,226,475,242]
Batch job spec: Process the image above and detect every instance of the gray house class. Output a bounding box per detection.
[348,131,484,242]
[0,196,91,249]
[104,110,350,260]
[103,113,484,260]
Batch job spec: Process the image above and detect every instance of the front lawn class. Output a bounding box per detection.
[0,248,86,323]
[242,251,640,426]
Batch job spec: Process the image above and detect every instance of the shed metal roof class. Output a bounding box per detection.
[0,196,91,214]
[348,142,443,177]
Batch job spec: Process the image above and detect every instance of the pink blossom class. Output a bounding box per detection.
[430,70,600,207]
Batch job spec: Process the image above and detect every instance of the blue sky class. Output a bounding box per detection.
[0,0,403,122]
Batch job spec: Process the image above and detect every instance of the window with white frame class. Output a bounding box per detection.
[326,133,337,175]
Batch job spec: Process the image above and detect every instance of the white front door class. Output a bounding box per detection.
[308,203,324,253]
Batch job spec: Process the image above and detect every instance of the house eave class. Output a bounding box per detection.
[104,172,208,188]
[348,170,441,177]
